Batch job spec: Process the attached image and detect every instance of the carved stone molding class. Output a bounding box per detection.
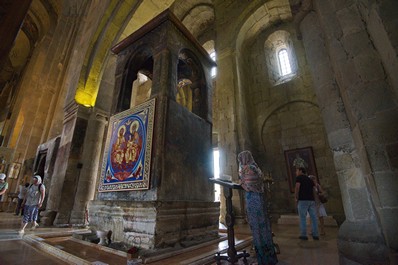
[290,0,313,39]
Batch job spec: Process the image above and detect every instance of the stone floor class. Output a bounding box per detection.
[0,211,340,264]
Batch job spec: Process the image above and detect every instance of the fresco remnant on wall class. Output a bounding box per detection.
[99,98,155,192]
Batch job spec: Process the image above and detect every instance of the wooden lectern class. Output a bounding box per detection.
[209,178,249,265]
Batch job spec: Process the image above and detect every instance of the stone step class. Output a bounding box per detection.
[0,229,23,241]
[277,214,338,226]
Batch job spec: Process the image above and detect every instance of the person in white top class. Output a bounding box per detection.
[15,182,29,216]
[0,173,8,202]
[309,175,328,236]
[18,175,45,234]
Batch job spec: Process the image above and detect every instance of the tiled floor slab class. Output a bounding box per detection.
[0,211,340,265]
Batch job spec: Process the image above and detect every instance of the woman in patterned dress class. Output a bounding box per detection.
[238,150,278,265]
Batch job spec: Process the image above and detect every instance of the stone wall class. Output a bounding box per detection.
[236,22,344,220]
[88,200,219,250]
[297,0,398,263]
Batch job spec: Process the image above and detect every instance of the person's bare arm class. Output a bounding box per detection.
[318,184,324,195]
[38,187,45,208]
[21,194,27,207]
[0,187,7,195]
[295,183,300,202]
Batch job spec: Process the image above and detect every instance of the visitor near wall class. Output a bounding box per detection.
[309,175,327,236]
[295,167,319,240]
[238,150,278,265]
[15,182,29,216]
[0,173,8,203]
[18,175,45,234]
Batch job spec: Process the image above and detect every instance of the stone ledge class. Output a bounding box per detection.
[277,214,338,226]
[23,234,92,265]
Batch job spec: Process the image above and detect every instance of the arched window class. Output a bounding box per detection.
[278,49,292,76]
[210,51,217,78]
[202,40,217,78]
[265,31,297,86]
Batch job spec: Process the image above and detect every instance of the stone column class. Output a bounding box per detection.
[357,0,398,99]
[42,102,89,225]
[69,109,107,225]
[39,1,112,226]
[300,0,398,263]
[53,104,92,225]
[42,102,79,225]
[214,47,245,223]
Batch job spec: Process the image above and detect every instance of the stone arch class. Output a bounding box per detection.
[116,46,154,113]
[260,100,320,151]
[259,100,335,213]
[171,0,214,40]
[235,1,292,52]
[230,1,292,151]
[177,48,208,118]
[75,1,171,107]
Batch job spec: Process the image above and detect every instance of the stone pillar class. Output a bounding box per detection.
[33,136,61,210]
[357,0,398,99]
[53,104,92,225]
[214,47,245,223]
[42,102,89,225]
[69,109,107,225]
[37,1,115,226]
[299,0,398,263]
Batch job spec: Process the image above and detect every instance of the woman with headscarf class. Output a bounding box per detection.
[0,173,8,201]
[19,175,45,234]
[238,150,278,265]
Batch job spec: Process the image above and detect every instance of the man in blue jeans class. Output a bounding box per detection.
[295,167,319,240]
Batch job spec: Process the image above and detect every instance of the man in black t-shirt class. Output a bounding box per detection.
[295,167,319,240]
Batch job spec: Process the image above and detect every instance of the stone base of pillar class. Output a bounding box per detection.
[338,220,390,265]
[41,210,57,226]
[88,200,220,250]
[53,211,72,226]
[69,210,87,226]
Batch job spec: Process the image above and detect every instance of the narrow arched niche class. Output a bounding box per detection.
[116,48,153,113]
[177,49,207,118]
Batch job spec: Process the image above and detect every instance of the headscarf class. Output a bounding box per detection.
[0,173,6,180]
[238,151,255,166]
[33,175,42,184]
[308,175,316,181]
[237,150,264,193]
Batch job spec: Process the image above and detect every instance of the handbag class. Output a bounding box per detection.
[318,192,328,203]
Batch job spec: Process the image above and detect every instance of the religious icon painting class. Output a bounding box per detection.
[8,162,21,179]
[99,98,155,192]
[284,146,318,193]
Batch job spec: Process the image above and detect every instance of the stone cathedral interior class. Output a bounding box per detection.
[0,0,397,264]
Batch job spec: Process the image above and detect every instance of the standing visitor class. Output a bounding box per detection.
[309,175,327,235]
[0,173,8,201]
[238,150,278,265]
[295,167,319,240]
[15,182,29,216]
[18,175,45,234]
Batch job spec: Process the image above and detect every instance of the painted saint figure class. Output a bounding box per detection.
[126,121,142,163]
[293,153,308,169]
[112,125,126,166]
